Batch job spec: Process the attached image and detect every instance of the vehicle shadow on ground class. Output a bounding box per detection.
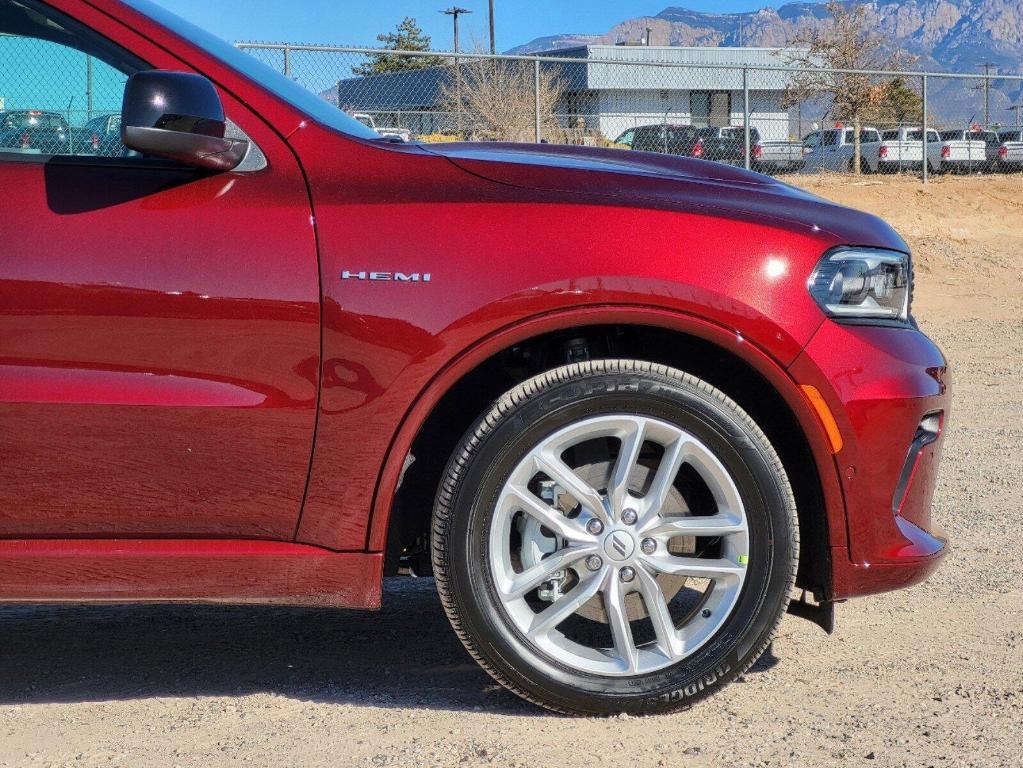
[0,578,775,711]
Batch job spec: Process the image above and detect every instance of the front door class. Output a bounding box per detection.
[0,0,320,538]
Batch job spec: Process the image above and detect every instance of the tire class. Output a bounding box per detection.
[432,360,798,715]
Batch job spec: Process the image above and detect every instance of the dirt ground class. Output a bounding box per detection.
[1,175,1021,768]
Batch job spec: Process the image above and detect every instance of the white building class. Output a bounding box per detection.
[548,45,801,142]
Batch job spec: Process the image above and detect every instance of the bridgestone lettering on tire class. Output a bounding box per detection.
[432,360,798,715]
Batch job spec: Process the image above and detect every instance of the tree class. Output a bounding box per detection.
[438,53,566,142]
[784,1,916,174]
[352,18,433,77]
[868,77,924,125]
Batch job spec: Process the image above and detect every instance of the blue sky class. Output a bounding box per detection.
[146,1,811,52]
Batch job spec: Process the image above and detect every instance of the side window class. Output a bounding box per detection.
[0,0,146,160]
[802,132,820,149]
[821,130,839,147]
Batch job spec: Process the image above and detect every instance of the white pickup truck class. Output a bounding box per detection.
[877,128,943,174]
[351,112,412,143]
[996,129,1023,171]
[938,129,998,173]
[801,126,882,173]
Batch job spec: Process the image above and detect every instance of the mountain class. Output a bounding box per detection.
[505,1,1023,75]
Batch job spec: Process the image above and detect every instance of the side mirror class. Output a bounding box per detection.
[121,71,249,171]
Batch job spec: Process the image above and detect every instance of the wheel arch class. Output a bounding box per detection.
[368,306,845,598]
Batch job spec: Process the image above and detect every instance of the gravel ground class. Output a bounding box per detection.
[1,176,1021,768]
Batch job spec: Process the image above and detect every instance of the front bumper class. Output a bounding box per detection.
[790,321,951,600]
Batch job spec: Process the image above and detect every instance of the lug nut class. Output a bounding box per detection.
[641,538,657,555]
[586,519,604,535]
[619,566,636,583]
[585,555,603,572]
[621,508,638,525]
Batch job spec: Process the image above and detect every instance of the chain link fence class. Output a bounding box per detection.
[238,43,1023,180]
[0,31,129,156]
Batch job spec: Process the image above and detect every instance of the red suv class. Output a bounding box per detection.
[0,0,949,715]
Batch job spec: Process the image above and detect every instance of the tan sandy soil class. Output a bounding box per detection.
[0,174,1020,768]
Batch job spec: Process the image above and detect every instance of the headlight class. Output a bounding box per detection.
[808,248,911,323]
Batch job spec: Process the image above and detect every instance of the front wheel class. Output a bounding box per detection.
[432,360,798,715]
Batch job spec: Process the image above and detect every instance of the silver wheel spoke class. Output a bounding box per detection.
[607,418,645,516]
[604,573,639,672]
[508,486,592,544]
[501,545,596,600]
[528,572,603,639]
[646,555,745,582]
[533,452,610,526]
[637,435,690,526]
[642,513,746,539]
[635,567,681,660]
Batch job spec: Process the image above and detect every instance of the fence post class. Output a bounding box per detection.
[742,66,751,170]
[284,45,292,80]
[534,57,542,143]
[921,74,928,183]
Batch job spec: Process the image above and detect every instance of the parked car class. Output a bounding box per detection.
[979,129,1003,168]
[612,127,636,148]
[630,123,700,155]
[716,126,804,174]
[877,128,943,174]
[0,109,70,154]
[996,129,1023,171]
[0,0,950,717]
[690,126,747,166]
[801,126,882,173]
[630,125,747,166]
[72,113,129,156]
[937,130,985,173]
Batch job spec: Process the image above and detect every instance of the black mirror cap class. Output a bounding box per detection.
[123,71,225,136]
[121,71,249,171]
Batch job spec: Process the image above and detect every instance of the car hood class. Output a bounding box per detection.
[421,141,907,252]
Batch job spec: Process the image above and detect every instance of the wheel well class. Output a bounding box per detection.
[385,324,831,596]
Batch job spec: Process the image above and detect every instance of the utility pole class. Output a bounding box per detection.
[443,7,472,137]
[488,0,496,55]
[442,7,472,53]
[980,62,995,127]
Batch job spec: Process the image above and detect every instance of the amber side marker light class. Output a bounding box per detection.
[800,384,844,454]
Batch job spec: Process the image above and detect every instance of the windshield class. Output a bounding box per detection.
[121,0,380,140]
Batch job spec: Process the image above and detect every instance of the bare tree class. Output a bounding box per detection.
[784,1,916,174]
[439,53,565,142]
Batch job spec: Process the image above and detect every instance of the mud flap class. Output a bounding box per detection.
[787,591,836,634]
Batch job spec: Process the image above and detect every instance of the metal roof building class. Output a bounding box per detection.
[334,45,805,141]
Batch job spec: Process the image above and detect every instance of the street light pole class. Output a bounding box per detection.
[442,7,472,53]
